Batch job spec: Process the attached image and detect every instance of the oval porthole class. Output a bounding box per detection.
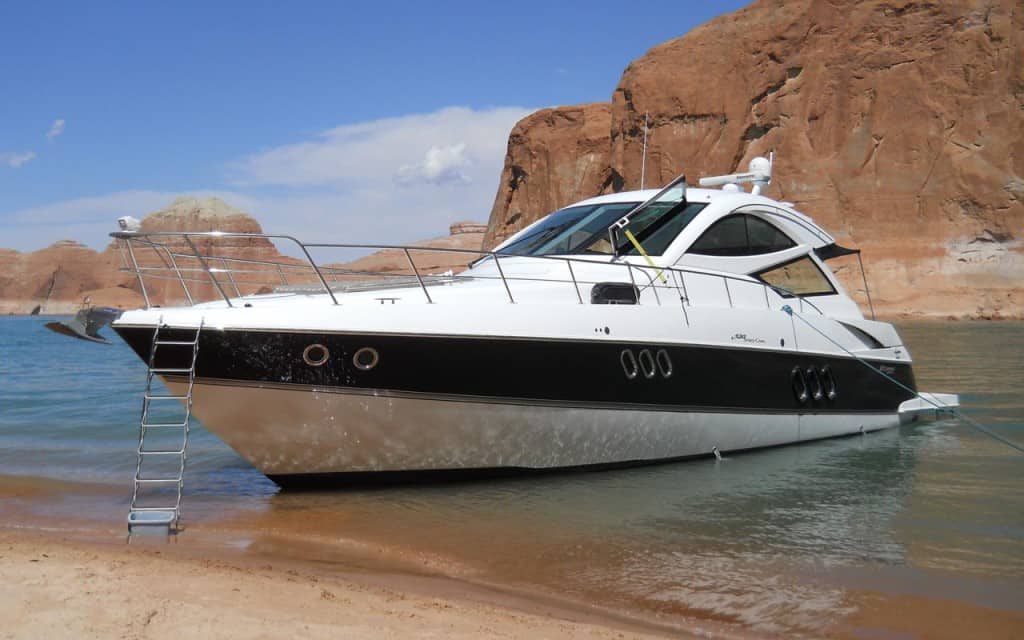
[806,366,824,401]
[655,349,673,379]
[302,343,330,367]
[820,365,838,401]
[791,366,809,404]
[353,346,379,371]
[638,349,657,379]
[620,349,638,380]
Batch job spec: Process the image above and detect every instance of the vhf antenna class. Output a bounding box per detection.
[640,111,649,190]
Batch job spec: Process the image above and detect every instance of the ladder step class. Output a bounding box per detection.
[138,449,185,456]
[155,340,199,346]
[134,477,182,484]
[142,421,189,429]
[128,511,177,528]
[145,394,190,401]
[149,368,195,374]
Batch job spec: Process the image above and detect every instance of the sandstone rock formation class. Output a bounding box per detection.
[0,241,133,315]
[484,0,1023,318]
[0,198,284,313]
[483,104,613,248]
[1,198,488,313]
[124,197,286,305]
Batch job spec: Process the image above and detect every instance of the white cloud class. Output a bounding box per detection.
[230,106,529,188]
[225,105,532,246]
[395,143,471,186]
[1,151,36,168]
[46,119,65,142]
[2,105,535,253]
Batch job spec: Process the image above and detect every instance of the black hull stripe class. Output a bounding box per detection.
[116,327,916,413]
[113,323,901,361]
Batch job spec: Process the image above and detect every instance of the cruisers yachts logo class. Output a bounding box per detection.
[731,333,766,345]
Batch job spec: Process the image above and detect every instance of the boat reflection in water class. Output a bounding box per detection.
[219,417,1022,635]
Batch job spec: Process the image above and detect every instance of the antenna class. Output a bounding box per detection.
[640,111,649,190]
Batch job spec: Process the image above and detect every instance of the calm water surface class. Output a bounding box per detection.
[1,316,1022,635]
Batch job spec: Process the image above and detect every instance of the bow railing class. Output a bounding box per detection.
[111,230,828,319]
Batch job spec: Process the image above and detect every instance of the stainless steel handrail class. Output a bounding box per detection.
[112,230,826,317]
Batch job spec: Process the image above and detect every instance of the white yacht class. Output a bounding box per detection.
[109,158,954,489]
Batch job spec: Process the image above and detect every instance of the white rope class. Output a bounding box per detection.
[781,305,1024,455]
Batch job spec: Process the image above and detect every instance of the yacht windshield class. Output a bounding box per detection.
[498,201,706,257]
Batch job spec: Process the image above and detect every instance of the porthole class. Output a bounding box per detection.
[806,366,824,401]
[302,343,330,367]
[791,366,809,404]
[620,350,638,380]
[638,349,657,379]
[353,347,379,371]
[820,365,838,400]
[656,349,673,379]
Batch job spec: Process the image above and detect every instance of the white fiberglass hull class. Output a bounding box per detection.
[169,379,899,482]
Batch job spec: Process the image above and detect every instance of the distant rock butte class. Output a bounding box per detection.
[1,196,487,313]
[484,0,1023,319]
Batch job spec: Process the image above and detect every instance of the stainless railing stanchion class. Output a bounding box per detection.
[125,239,152,309]
[183,236,233,307]
[403,248,433,304]
[294,242,338,305]
[220,258,243,299]
[492,253,515,303]
[565,260,583,304]
[161,246,194,306]
[626,263,639,304]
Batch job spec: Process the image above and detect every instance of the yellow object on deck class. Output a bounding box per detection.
[623,230,668,284]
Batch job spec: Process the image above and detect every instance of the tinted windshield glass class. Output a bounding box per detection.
[498,203,637,256]
[498,200,706,257]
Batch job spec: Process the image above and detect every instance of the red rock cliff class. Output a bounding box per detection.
[484,0,1023,318]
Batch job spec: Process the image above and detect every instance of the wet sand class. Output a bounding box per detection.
[0,475,759,639]
[3,473,1023,639]
[0,528,693,640]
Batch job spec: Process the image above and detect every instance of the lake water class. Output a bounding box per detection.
[1,316,1022,636]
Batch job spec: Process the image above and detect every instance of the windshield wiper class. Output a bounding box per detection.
[607,172,687,259]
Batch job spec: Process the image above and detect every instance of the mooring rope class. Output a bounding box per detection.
[781,305,1024,455]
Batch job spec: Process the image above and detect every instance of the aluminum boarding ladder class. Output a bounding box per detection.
[127,318,203,534]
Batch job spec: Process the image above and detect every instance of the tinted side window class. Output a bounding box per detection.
[747,217,795,253]
[688,214,795,256]
[689,216,749,256]
[755,256,835,296]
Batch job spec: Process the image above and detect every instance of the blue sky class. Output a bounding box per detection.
[1,1,745,251]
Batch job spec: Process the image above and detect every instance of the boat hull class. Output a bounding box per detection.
[114,324,916,485]
[165,378,901,484]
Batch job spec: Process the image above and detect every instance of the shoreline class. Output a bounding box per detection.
[2,456,1023,639]
[0,528,683,640]
[0,474,753,639]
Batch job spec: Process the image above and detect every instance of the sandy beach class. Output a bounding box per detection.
[3,474,1023,640]
[0,528,690,640]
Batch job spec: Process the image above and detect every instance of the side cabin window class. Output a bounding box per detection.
[688,214,795,256]
[755,255,836,297]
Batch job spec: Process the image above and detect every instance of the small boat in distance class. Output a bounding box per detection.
[107,157,957,492]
